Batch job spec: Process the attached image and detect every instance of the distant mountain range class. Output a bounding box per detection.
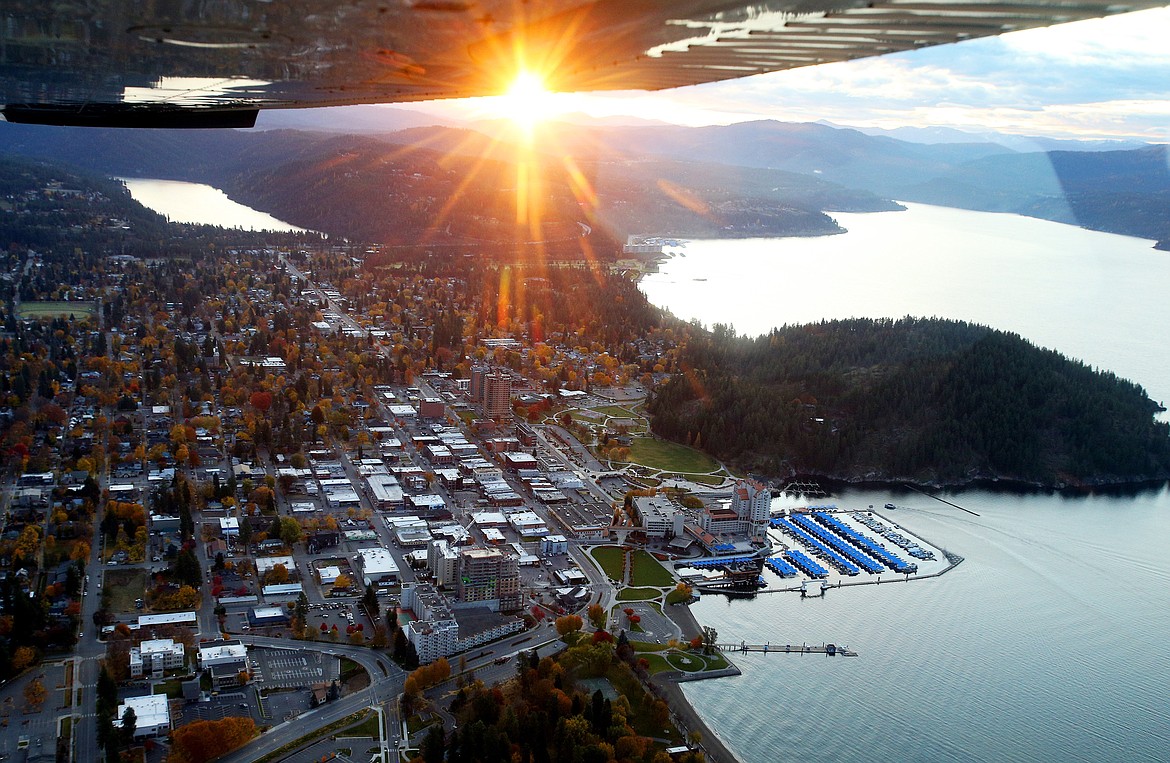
[2,117,1168,249]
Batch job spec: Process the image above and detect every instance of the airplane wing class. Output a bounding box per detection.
[1,0,1164,128]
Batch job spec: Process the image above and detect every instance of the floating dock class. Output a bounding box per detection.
[716,642,857,657]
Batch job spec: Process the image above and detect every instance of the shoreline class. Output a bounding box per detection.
[655,600,746,763]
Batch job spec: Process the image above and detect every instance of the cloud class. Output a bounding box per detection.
[624,6,1170,140]
[408,7,1170,141]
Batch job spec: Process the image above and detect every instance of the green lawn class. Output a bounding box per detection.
[16,301,98,320]
[638,653,672,675]
[687,473,729,486]
[594,405,637,417]
[629,550,675,587]
[637,649,728,675]
[626,436,720,474]
[616,587,660,601]
[345,712,382,738]
[157,678,186,699]
[590,546,626,582]
[665,653,705,672]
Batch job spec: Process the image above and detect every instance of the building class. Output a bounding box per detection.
[428,539,460,587]
[138,611,197,629]
[402,582,524,663]
[219,517,239,538]
[197,639,249,690]
[356,547,400,590]
[482,371,512,418]
[388,516,431,546]
[249,606,291,626]
[540,534,568,556]
[508,510,549,537]
[469,365,487,402]
[633,495,685,539]
[365,474,404,510]
[732,478,772,540]
[701,479,772,541]
[129,639,185,678]
[116,694,171,738]
[320,478,362,510]
[402,583,459,662]
[457,547,521,612]
[307,530,340,554]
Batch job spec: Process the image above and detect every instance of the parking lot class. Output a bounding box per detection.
[250,647,339,689]
[176,690,254,725]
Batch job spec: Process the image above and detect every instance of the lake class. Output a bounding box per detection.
[119,177,313,233]
[639,203,1170,410]
[683,487,1170,763]
[638,205,1170,762]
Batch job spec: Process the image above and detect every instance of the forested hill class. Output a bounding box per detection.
[647,318,1170,488]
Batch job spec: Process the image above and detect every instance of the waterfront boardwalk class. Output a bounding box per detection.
[716,642,858,657]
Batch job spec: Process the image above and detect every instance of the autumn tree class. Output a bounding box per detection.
[170,716,257,763]
[555,614,584,637]
[587,603,607,630]
[23,676,46,711]
[10,646,37,672]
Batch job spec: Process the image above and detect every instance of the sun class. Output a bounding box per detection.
[499,71,561,131]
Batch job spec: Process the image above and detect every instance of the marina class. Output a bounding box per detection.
[685,506,956,596]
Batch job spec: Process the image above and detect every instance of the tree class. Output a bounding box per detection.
[173,548,202,587]
[97,664,118,715]
[702,625,718,655]
[362,583,380,618]
[587,603,607,630]
[170,716,257,763]
[554,614,584,637]
[249,391,273,412]
[120,706,137,746]
[11,645,37,672]
[23,677,46,711]
[422,725,446,763]
[277,516,303,547]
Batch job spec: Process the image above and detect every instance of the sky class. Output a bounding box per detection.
[402,6,1170,143]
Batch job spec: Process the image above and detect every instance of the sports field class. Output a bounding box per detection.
[17,301,98,320]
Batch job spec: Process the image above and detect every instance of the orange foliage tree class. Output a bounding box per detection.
[170,717,257,763]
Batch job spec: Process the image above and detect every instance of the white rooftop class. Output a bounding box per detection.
[255,555,296,573]
[117,694,169,732]
[198,641,248,665]
[357,547,400,575]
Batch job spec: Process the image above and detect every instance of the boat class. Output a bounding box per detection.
[884,503,896,510]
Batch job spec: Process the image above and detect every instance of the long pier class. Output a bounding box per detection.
[716,642,857,657]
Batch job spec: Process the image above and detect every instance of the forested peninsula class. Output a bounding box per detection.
[647,318,1170,488]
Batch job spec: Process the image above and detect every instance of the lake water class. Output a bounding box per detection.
[639,203,1170,409]
[119,177,313,233]
[638,205,1170,762]
[683,487,1170,763]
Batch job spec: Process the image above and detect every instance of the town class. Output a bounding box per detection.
[0,166,947,763]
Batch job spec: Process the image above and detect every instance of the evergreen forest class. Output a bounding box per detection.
[647,318,1170,487]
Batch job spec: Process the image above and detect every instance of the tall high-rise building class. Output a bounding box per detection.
[457,547,521,612]
[469,365,488,402]
[731,478,772,540]
[482,371,512,419]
